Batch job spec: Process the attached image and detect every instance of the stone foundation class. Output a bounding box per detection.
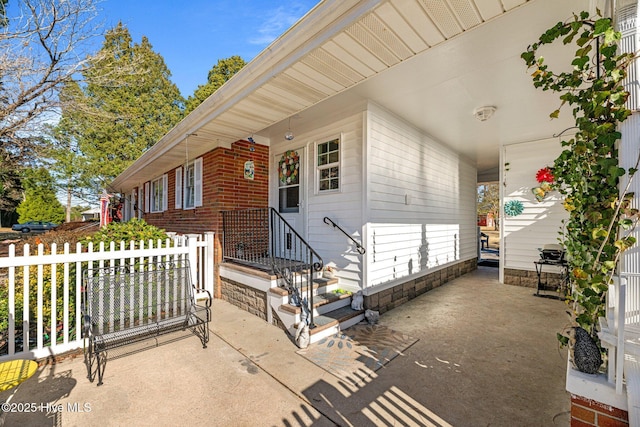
[504,267,564,289]
[220,258,478,321]
[220,277,268,321]
[365,258,477,314]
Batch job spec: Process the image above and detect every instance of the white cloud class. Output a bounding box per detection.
[248,3,312,46]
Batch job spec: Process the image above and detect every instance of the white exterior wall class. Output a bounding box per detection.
[365,104,477,289]
[500,138,568,276]
[270,111,365,290]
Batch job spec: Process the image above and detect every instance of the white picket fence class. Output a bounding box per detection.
[0,232,215,362]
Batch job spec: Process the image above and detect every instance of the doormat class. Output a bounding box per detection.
[296,324,418,386]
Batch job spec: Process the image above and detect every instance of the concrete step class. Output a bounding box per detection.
[307,305,365,343]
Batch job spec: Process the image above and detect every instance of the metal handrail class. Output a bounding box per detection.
[323,217,366,254]
[270,208,323,328]
[221,208,323,328]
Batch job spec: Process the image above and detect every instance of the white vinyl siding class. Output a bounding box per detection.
[366,104,477,288]
[502,138,567,272]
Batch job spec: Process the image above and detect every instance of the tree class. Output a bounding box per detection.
[1,0,102,221]
[0,0,101,144]
[55,23,184,193]
[477,183,499,230]
[15,168,65,223]
[0,147,21,226]
[185,56,246,114]
[1,0,8,27]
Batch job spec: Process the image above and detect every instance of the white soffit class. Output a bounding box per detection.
[112,0,529,190]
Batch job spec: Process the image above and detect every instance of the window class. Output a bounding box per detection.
[150,174,168,213]
[176,158,202,210]
[317,137,340,192]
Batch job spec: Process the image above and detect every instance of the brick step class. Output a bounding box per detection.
[280,291,352,314]
[269,277,339,299]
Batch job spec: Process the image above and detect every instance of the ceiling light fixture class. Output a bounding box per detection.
[284,117,294,140]
[473,106,497,122]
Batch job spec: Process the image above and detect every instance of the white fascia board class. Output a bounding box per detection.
[112,0,384,191]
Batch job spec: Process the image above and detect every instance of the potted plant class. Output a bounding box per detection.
[522,11,639,372]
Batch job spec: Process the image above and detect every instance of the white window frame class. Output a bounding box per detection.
[149,174,168,213]
[183,158,203,209]
[316,135,341,193]
[175,167,182,209]
[143,183,149,214]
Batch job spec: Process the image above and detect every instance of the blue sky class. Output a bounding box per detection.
[99,0,318,97]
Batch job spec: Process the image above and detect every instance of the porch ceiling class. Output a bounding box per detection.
[111,0,595,191]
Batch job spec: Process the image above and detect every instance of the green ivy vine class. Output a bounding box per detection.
[522,11,639,346]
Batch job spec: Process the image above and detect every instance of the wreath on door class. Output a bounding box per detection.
[279,150,299,185]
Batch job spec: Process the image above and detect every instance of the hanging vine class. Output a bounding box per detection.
[522,11,639,346]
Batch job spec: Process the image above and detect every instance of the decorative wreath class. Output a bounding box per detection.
[532,167,556,202]
[504,200,525,216]
[279,150,299,185]
[535,167,555,184]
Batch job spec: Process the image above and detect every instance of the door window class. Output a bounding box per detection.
[278,150,300,213]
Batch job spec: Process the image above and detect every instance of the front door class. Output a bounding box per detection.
[277,148,305,238]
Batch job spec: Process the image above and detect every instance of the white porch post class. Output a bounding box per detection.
[618,0,640,277]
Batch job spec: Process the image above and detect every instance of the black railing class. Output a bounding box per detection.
[221,208,323,328]
[221,208,270,267]
[323,217,366,254]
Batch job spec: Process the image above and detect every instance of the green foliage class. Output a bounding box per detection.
[16,168,65,223]
[81,218,168,247]
[523,12,639,345]
[185,56,246,113]
[0,247,77,347]
[0,146,22,217]
[56,23,185,191]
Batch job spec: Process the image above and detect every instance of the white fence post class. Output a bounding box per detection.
[205,232,215,297]
[185,234,200,287]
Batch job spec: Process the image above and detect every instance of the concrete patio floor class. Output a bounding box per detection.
[0,266,570,426]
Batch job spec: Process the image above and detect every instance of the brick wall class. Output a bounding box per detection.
[365,258,477,314]
[570,395,629,426]
[143,139,269,235]
[141,139,269,299]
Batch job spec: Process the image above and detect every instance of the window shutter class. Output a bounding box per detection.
[137,187,142,218]
[194,158,203,207]
[144,182,150,213]
[162,174,168,211]
[175,167,182,209]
